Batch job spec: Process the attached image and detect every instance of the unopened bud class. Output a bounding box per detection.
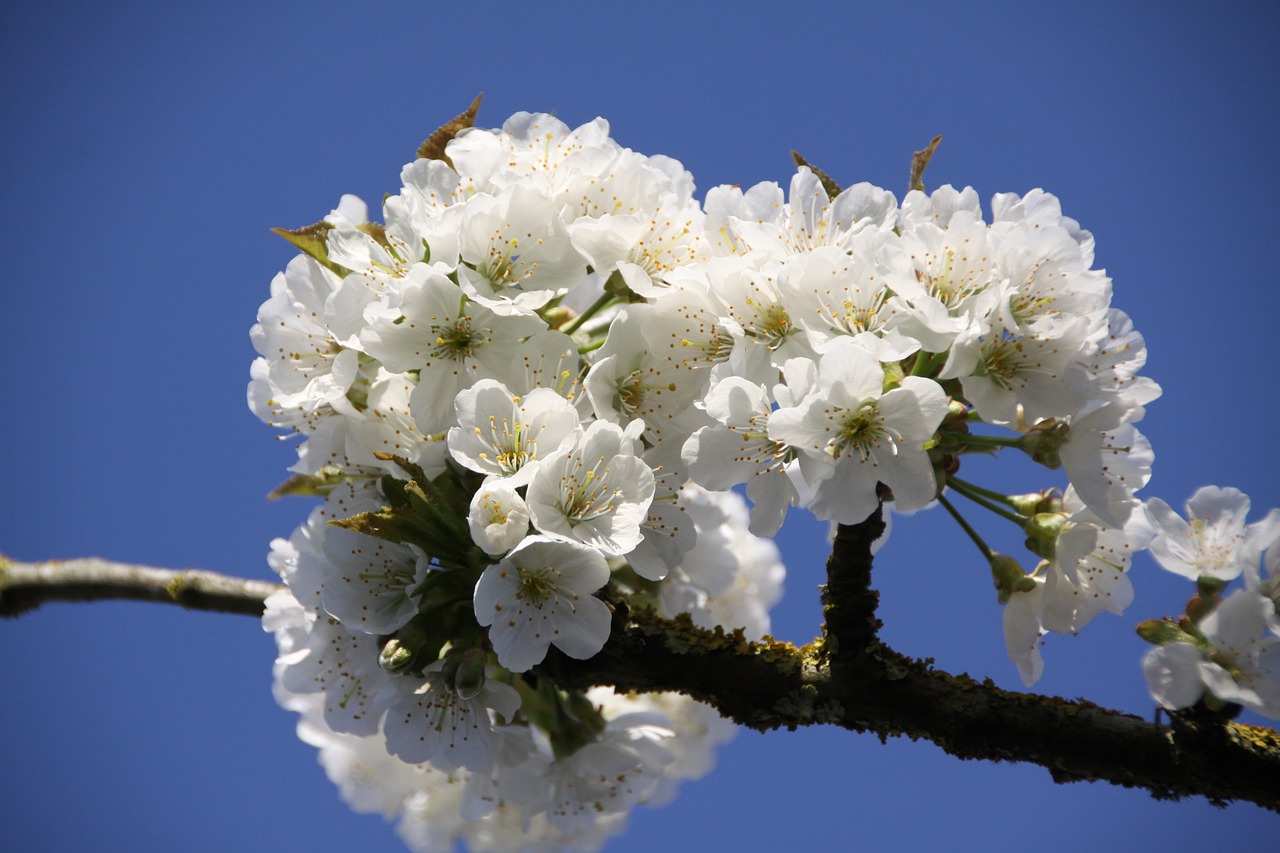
[452,647,488,700]
[541,305,574,330]
[944,399,970,424]
[379,638,415,673]
[990,553,1036,604]
[1006,490,1062,517]
[1136,619,1198,646]
[1024,512,1067,560]
[1017,421,1068,469]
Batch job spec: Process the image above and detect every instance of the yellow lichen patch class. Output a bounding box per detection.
[1227,721,1280,754]
[164,572,191,602]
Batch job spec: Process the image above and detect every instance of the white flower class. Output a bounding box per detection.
[468,481,532,557]
[657,487,786,640]
[1143,590,1280,719]
[249,254,359,434]
[447,379,580,487]
[271,606,391,737]
[446,111,621,198]
[1002,580,1046,686]
[942,310,1091,427]
[708,167,896,261]
[474,536,613,671]
[296,713,424,820]
[1145,486,1280,582]
[899,184,984,229]
[626,462,698,582]
[1002,488,1155,685]
[1246,538,1280,619]
[682,376,800,537]
[456,184,589,310]
[583,307,710,460]
[769,339,948,524]
[358,265,545,434]
[1057,404,1153,527]
[525,419,656,556]
[780,240,922,362]
[380,661,523,771]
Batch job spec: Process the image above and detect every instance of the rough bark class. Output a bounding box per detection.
[4,517,1279,814]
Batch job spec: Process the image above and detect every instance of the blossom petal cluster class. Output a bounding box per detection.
[249,106,1189,848]
[1137,486,1280,719]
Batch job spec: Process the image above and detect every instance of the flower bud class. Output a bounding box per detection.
[990,553,1036,604]
[943,399,970,424]
[452,647,488,700]
[1135,619,1198,646]
[1023,512,1067,560]
[541,305,574,330]
[1017,420,1068,469]
[379,637,415,673]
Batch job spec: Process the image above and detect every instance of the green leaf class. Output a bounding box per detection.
[790,151,843,199]
[328,507,425,547]
[266,466,347,500]
[269,221,351,277]
[417,93,483,167]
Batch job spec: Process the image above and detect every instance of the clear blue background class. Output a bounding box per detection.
[2,2,1278,851]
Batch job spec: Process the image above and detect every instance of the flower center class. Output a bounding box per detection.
[833,402,898,461]
[517,566,555,605]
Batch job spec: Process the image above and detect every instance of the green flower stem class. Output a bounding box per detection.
[561,292,619,335]
[910,350,948,377]
[950,432,1025,449]
[947,475,1018,508]
[577,338,606,354]
[946,479,1028,527]
[937,493,995,561]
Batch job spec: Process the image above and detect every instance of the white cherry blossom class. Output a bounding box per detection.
[769,338,948,524]
[525,419,656,556]
[1145,486,1280,582]
[447,379,580,487]
[1143,590,1280,719]
[474,536,613,672]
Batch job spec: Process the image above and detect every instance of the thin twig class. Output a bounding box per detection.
[0,556,282,618]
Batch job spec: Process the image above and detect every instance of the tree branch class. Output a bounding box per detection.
[0,556,282,618]
[5,529,1280,814]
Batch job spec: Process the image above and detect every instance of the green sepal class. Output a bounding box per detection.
[600,268,631,298]
[516,675,561,734]
[549,692,608,761]
[270,221,351,277]
[1196,575,1228,599]
[443,646,489,700]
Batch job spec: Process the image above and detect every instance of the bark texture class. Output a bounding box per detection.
[4,516,1279,814]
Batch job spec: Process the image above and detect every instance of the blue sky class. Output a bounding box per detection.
[2,2,1277,851]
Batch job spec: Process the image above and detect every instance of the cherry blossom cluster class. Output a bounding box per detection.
[1137,487,1280,719]
[247,107,1275,850]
